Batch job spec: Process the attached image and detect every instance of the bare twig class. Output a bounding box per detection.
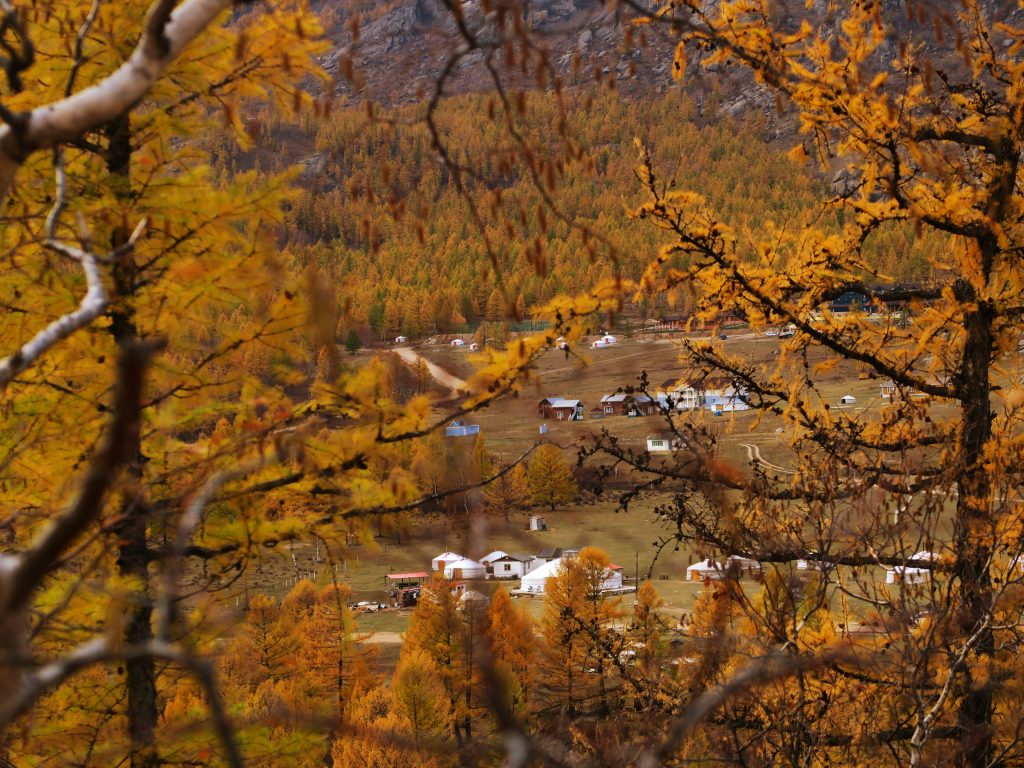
[156,447,293,641]
[65,0,103,98]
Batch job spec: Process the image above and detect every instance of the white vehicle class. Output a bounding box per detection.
[764,330,779,337]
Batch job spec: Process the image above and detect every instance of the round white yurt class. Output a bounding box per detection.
[451,338,465,346]
[394,335,408,344]
[431,551,462,571]
[591,340,607,349]
[459,589,490,607]
[519,558,622,594]
[686,558,725,582]
[601,334,617,344]
[520,559,563,594]
[444,558,486,580]
[602,568,624,591]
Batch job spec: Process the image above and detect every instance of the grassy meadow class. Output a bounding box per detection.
[228,332,972,643]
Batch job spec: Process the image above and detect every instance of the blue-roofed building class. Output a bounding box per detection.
[445,420,481,437]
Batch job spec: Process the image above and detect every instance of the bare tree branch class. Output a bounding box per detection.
[3,340,161,615]
[0,245,105,387]
[156,447,293,641]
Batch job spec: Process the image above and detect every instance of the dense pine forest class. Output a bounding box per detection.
[260,91,943,340]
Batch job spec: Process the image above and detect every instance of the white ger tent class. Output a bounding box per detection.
[687,559,726,581]
[519,558,622,595]
[444,558,487,580]
[431,551,462,571]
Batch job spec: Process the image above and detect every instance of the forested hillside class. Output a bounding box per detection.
[9,2,1024,767]
[271,91,942,340]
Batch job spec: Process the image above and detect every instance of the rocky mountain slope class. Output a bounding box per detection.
[315,0,1024,139]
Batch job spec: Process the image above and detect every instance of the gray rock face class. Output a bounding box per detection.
[314,0,1021,130]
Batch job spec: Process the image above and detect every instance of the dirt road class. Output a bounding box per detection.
[365,632,404,644]
[739,443,797,475]
[393,347,466,395]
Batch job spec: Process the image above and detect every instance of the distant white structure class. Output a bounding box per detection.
[488,554,533,579]
[469,342,480,351]
[727,555,762,576]
[480,551,509,566]
[646,434,682,453]
[601,334,618,345]
[839,394,857,405]
[657,382,702,411]
[395,336,408,344]
[451,338,465,346]
[518,558,622,595]
[797,556,830,571]
[879,379,926,400]
[686,559,726,582]
[705,387,751,414]
[887,567,930,585]
[528,514,547,531]
[591,339,608,349]
[459,589,490,606]
[444,558,487,580]
[686,556,760,581]
[886,551,937,585]
[431,551,462,571]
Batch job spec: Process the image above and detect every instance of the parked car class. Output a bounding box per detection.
[779,329,795,338]
[764,330,779,337]
[718,333,728,340]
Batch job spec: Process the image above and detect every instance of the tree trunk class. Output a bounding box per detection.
[953,274,995,768]
[106,113,159,768]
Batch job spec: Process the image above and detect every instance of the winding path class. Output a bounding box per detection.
[739,443,797,475]
[393,347,466,397]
